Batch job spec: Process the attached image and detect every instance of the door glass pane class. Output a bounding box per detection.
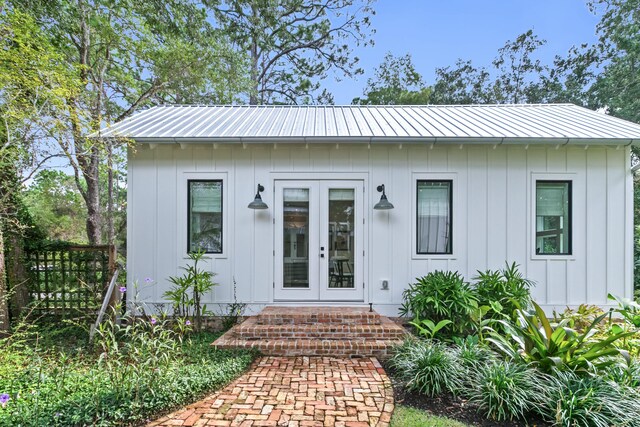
[328,189,355,289]
[283,189,309,288]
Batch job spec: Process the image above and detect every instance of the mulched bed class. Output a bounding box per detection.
[388,370,551,427]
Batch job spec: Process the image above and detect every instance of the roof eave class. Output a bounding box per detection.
[124,136,640,146]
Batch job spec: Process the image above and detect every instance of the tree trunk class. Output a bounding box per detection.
[7,232,29,318]
[79,144,102,245]
[0,225,10,334]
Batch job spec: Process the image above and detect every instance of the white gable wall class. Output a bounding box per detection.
[127,143,633,317]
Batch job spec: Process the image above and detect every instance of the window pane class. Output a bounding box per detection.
[417,181,452,254]
[536,181,571,255]
[189,181,222,253]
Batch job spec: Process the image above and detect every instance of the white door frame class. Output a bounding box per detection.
[273,177,366,302]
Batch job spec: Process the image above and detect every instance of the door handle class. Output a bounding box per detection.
[320,246,325,258]
[320,254,325,258]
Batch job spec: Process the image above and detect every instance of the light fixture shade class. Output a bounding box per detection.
[248,184,268,209]
[374,184,394,210]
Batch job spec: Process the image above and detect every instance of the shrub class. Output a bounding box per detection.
[540,371,640,427]
[389,339,462,397]
[399,271,479,338]
[553,304,606,332]
[485,301,633,373]
[467,360,550,422]
[474,262,532,322]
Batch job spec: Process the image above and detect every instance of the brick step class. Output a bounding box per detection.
[213,336,403,359]
[237,316,406,340]
[256,306,381,325]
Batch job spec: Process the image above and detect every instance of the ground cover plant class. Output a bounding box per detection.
[393,264,640,426]
[0,317,254,426]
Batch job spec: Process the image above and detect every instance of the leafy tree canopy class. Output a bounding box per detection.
[353,52,431,105]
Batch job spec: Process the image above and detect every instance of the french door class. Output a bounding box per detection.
[274,180,364,301]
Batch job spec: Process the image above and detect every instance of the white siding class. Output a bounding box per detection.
[127,143,634,316]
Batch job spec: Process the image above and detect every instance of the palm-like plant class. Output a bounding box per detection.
[485,301,632,373]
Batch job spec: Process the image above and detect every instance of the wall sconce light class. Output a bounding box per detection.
[373,184,394,210]
[248,184,268,209]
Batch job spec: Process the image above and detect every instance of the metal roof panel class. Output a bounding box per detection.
[94,104,640,145]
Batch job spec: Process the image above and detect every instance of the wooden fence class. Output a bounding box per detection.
[27,244,117,317]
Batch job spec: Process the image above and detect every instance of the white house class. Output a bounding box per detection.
[98,104,640,317]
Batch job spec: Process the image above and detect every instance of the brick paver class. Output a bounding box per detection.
[147,356,394,427]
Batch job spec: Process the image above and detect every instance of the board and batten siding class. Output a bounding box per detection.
[127,143,633,317]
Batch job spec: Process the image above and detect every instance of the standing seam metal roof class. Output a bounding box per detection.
[94,104,640,144]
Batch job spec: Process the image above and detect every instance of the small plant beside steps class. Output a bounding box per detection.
[164,250,218,331]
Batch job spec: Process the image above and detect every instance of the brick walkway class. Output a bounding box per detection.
[147,356,394,427]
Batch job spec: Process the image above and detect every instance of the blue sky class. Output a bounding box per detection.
[327,0,601,104]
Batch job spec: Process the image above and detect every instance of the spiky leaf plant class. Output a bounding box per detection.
[389,339,462,397]
[467,360,550,422]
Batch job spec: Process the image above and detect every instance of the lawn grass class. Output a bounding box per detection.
[0,321,255,427]
[391,405,470,427]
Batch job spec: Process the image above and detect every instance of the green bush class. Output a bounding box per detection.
[553,304,606,332]
[473,262,532,322]
[399,271,479,338]
[467,360,549,422]
[541,371,640,427]
[389,339,462,397]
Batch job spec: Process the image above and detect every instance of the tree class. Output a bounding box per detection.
[430,30,548,104]
[588,0,640,123]
[214,0,376,104]
[0,7,81,332]
[492,29,546,104]
[13,0,248,245]
[352,52,432,105]
[431,59,493,104]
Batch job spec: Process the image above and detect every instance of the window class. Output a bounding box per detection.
[417,180,452,254]
[188,180,222,253]
[536,181,571,255]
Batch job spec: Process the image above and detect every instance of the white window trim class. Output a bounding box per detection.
[530,172,575,261]
[412,172,458,260]
[179,171,229,259]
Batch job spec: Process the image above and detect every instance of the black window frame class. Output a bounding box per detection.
[187,179,223,254]
[416,179,453,255]
[535,180,572,256]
